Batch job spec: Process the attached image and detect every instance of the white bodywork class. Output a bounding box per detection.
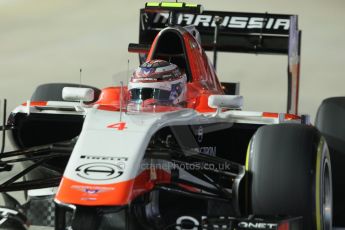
[11,101,301,196]
[60,106,300,186]
[63,108,220,185]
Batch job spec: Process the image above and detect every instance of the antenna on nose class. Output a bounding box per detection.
[79,68,82,87]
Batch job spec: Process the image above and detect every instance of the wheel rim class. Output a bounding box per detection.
[322,159,332,230]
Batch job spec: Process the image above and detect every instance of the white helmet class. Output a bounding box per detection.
[128,60,187,106]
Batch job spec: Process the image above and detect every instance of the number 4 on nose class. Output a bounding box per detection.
[107,122,127,131]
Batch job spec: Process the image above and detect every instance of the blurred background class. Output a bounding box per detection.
[0,1,344,229]
[0,0,344,134]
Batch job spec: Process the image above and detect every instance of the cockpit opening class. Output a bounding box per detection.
[151,29,192,82]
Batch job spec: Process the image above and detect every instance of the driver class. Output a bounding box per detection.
[128,60,187,106]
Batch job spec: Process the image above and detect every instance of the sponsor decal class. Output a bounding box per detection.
[238,221,277,229]
[175,216,279,230]
[71,185,115,194]
[75,162,125,180]
[191,146,216,157]
[81,197,97,201]
[176,216,199,230]
[151,12,290,30]
[80,155,128,162]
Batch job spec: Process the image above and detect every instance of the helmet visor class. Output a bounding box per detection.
[129,88,171,103]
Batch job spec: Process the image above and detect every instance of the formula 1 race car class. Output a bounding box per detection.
[0,2,344,230]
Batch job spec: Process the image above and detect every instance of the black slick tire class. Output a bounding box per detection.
[246,124,332,230]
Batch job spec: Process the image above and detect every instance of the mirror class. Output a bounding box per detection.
[208,95,243,109]
[62,87,95,102]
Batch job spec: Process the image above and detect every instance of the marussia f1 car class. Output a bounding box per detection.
[0,2,344,230]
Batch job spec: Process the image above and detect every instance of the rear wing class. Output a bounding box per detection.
[140,10,293,54]
[136,7,301,114]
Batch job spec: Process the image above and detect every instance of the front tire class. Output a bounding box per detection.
[246,124,332,230]
[315,97,345,227]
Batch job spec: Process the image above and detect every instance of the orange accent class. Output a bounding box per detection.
[278,222,289,230]
[285,114,300,120]
[55,169,171,206]
[262,112,300,120]
[262,112,279,118]
[145,28,224,113]
[177,183,200,193]
[193,94,217,113]
[97,105,120,111]
[181,32,224,93]
[21,101,48,106]
[146,35,159,61]
[95,86,127,106]
[55,177,135,206]
[94,86,129,111]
